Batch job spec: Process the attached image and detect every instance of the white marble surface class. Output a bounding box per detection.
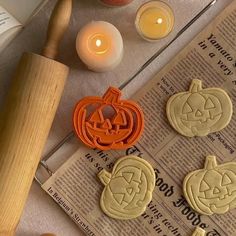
[0,0,233,235]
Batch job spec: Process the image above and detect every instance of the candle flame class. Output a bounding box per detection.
[88,34,110,55]
[156,18,163,24]
[96,39,102,47]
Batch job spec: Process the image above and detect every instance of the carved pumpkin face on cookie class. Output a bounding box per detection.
[181,92,222,124]
[98,156,155,220]
[166,80,233,137]
[73,87,144,150]
[183,156,236,215]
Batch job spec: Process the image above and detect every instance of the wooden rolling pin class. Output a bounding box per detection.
[0,0,72,235]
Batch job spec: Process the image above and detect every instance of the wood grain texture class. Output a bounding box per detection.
[0,53,68,236]
[42,0,73,59]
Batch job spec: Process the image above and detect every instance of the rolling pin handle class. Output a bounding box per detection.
[42,0,72,59]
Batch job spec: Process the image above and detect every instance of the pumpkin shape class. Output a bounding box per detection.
[73,87,144,150]
[98,155,155,220]
[183,155,236,215]
[192,227,206,236]
[166,79,232,137]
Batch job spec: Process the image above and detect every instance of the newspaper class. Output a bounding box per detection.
[41,1,236,235]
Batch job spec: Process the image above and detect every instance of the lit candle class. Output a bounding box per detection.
[76,21,123,72]
[99,0,134,7]
[135,1,174,41]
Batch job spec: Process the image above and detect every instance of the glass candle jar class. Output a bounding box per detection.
[135,1,175,41]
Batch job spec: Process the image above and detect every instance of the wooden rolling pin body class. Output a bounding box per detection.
[0,53,68,235]
[0,0,72,234]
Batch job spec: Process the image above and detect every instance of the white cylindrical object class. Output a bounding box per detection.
[76,21,123,72]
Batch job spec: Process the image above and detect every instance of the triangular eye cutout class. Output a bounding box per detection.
[113,193,125,204]
[89,109,104,123]
[213,187,221,194]
[182,102,193,114]
[205,98,215,109]
[122,172,134,183]
[222,174,232,186]
[126,187,133,195]
[199,180,210,192]
[112,110,127,126]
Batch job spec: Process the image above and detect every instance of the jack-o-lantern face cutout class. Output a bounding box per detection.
[183,155,236,215]
[73,87,144,150]
[98,155,155,220]
[166,79,233,137]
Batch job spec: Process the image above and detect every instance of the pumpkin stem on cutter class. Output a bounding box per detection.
[204,155,218,170]
[98,169,112,186]
[189,79,202,93]
[103,87,121,103]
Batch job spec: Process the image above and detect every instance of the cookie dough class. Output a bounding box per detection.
[98,155,155,220]
[166,79,232,137]
[183,155,236,215]
[192,227,206,236]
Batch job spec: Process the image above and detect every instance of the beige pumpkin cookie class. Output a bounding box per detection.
[183,155,236,215]
[192,227,206,236]
[166,79,232,137]
[98,155,155,220]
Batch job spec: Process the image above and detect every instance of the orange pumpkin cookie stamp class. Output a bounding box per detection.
[183,155,236,215]
[166,79,232,137]
[192,227,206,236]
[73,87,144,150]
[98,155,155,220]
